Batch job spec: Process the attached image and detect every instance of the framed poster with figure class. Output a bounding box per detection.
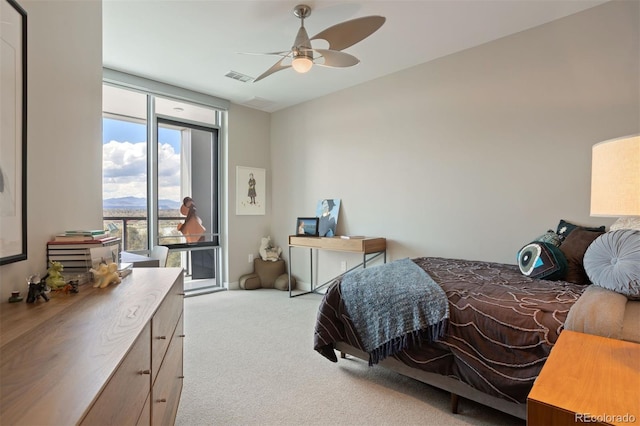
[316,198,340,237]
[0,0,27,265]
[236,166,265,215]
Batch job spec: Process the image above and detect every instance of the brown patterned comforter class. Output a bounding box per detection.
[314,257,586,403]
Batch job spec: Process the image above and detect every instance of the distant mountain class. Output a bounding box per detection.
[103,196,181,210]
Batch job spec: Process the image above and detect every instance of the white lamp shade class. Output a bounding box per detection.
[590,135,640,216]
[292,56,313,73]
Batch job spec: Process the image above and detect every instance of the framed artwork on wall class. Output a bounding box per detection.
[236,166,266,215]
[0,0,27,265]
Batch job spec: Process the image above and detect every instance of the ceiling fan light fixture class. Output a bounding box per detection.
[292,56,313,73]
[244,4,385,82]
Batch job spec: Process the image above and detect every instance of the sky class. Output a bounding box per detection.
[102,118,182,202]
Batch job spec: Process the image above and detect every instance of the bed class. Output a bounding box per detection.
[313,254,640,420]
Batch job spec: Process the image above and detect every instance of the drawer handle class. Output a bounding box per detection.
[157,398,167,403]
[178,375,185,379]
[156,336,167,340]
[178,292,186,296]
[140,369,150,375]
[178,334,186,338]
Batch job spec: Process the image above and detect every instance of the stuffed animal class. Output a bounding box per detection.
[90,262,121,288]
[259,236,282,262]
[45,260,67,289]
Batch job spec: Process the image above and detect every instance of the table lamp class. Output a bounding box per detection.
[590,135,640,230]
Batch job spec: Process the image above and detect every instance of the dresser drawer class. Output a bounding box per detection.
[137,394,151,426]
[81,323,151,425]
[152,313,184,425]
[151,279,183,379]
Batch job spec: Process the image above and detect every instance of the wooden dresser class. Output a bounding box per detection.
[0,268,184,425]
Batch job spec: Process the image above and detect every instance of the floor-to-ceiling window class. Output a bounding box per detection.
[102,86,149,250]
[101,74,227,295]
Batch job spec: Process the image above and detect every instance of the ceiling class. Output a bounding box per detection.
[102,0,608,113]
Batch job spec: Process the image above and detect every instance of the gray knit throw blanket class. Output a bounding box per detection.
[340,258,449,366]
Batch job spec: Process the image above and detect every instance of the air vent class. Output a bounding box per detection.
[225,71,254,83]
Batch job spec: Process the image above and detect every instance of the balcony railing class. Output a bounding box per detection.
[103,216,187,252]
[103,216,219,275]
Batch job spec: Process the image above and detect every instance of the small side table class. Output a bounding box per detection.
[527,330,640,425]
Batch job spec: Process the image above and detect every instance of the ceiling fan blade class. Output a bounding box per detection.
[239,50,291,57]
[253,57,291,83]
[313,49,359,68]
[311,16,385,51]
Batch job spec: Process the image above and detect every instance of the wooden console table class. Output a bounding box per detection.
[287,236,386,298]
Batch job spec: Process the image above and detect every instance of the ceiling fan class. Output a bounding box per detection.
[247,4,385,82]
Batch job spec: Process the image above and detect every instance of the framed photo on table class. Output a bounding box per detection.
[296,217,319,236]
[0,0,27,265]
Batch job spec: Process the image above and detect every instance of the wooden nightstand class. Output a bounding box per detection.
[528,330,640,425]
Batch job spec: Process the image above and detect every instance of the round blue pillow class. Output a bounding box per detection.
[584,229,640,299]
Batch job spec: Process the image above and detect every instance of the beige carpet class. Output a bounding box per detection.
[175,289,525,426]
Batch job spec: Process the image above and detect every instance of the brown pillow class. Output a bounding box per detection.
[560,228,605,284]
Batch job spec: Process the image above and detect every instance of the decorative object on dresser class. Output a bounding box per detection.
[25,274,49,303]
[90,261,121,288]
[8,291,23,303]
[0,268,185,425]
[44,260,67,289]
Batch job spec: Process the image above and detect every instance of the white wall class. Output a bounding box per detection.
[271,1,639,287]
[226,103,271,287]
[0,0,102,300]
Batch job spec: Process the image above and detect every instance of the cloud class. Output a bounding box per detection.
[103,140,181,201]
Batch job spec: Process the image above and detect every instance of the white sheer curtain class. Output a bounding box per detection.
[180,129,192,201]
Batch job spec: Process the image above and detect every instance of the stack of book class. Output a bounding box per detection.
[52,229,113,242]
[47,232,122,280]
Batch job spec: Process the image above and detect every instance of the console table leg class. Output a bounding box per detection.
[288,246,293,298]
